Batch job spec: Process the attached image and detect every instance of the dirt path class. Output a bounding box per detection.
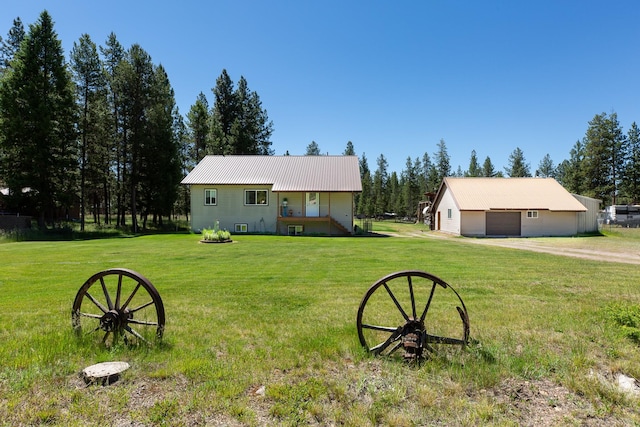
[382,229,640,265]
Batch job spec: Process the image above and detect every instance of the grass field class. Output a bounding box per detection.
[2,223,640,425]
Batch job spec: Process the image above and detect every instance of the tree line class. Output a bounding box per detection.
[0,11,273,231]
[334,111,639,218]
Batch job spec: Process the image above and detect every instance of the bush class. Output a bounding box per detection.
[201,227,231,242]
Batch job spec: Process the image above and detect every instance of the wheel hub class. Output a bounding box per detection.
[99,309,131,333]
[401,319,425,361]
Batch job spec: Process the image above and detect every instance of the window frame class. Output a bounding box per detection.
[527,210,539,219]
[244,189,269,206]
[235,223,248,233]
[204,188,217,206]
[447,208,452,219]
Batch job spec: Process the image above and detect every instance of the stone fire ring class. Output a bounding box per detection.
[82,361,130,385]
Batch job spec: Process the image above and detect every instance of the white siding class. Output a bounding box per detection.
[520,210,577,237]
[190,184,278,233]
[460,211,485,236]
[435,188,460,234]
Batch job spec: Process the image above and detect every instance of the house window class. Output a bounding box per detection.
[288,225,303,236]
[235,223,248,233]
[447,209,452,219]
[527,210,538,219]
[245,190,268,205]
[204,189,217,205]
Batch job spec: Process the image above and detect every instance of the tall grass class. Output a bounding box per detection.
[1,226,639,425]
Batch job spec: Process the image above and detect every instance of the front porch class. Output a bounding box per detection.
[276,215,351,236]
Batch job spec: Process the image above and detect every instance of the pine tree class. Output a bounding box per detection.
[0,11,77,227]
[186,92,209,161]
[70,33,107,230]
[622,122,640,203]
[100,32,126,225]
[582,112,627,205]
[465,150,482,177]
[482,156,496,177]
[373,154,389,215]
[305,141,320,155]
[505,147,531,177]
[0,17,25,74]
[343,141,355,156]
[435,139,451,181]
[535,154,556,178]
[556,140,585,194]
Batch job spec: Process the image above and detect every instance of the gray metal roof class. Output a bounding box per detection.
[437,177,587,211]
[181,155,363,192]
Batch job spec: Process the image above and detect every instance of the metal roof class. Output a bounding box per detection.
[438,177,587,211]
[181,155,363,192]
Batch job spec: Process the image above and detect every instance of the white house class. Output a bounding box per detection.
[428,177,597,237]
[181,155,362,235]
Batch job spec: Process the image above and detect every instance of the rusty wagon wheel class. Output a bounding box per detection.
[357,270,469,362]
[72,268,165,347]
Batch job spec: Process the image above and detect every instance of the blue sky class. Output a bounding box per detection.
[4,1,640,175]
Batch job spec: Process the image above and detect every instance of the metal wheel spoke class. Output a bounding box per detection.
[128,299,155,313]
[407,276,417,319]
[419,281,437,322]
[78,312,102,320]
[115,274,123,310]
[361,323,400,333]
[383,282,409,321]
[83,291,109,314]
[127,318,159,327]
[124,325,149,344]
[425,333,466,346]
[100,277,114,310]
[370,327,402,355]
[120,282,142,311]
[387,341,404,356]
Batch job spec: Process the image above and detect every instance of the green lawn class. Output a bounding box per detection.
[1,225,640,425]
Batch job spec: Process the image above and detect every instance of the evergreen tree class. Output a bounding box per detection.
[343,141,355,156]
[0,11,77,227]
[465,149,482,177]
[305,141,321,155]
[387,171,401,214]
[0,17,25,74]
[372,154,388,215]
[186,92,209,161]
[535,153,556,178]
[582,112,627,205]
[140,64,181,228]
[209,70,273,155]
[435,139,451,181]
[100,32,126,225]
[482,156,496,177]
[401,156,420,217]
[357,153,372,217]
[556,140,585,195]
[210,69,236,154]
[622,122,640,203]
[505,147,531,177]
[70,33,107,230]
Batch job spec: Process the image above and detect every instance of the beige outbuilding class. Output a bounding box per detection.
[428,177,598,237]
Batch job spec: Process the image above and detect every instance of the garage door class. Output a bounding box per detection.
[486,212,521,236]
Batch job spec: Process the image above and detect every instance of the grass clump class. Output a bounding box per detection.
[605,303,640,344]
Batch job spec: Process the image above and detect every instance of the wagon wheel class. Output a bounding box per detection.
[357,270,469,362]
[72,268,165,347]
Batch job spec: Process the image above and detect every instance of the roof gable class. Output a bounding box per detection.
[435,177,587,212]
[181,155,362,192]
